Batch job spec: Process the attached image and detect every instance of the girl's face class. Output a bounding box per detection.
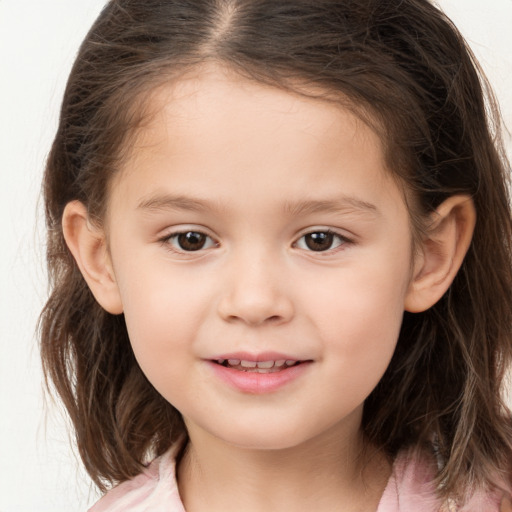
[105,67,417,451]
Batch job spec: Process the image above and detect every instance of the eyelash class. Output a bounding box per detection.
[159,231,218,254]
[160,229,352,254]
[294,229,350,253]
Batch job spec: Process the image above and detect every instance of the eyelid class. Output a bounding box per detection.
[156,226,354,255]
[293,228,354,253]
[158,226,219,254]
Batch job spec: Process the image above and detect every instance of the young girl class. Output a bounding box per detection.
[40,0,512,510]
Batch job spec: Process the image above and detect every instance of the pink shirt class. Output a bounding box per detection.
[89,443,502,511]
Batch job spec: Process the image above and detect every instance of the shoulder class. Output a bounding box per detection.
[88,444,186,512]
[378,448,505,512]
[378,447,441,512]
[456,487,508,512]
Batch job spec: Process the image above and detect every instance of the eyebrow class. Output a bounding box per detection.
[137,193,379,217]
[137,194,223,213]
[282,197,379,217]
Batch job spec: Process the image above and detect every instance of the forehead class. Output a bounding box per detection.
[109,66,407,219]
[137,70,370,152]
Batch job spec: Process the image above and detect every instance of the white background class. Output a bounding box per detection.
[0,1,511,511]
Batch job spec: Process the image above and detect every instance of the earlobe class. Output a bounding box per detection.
[404,195,476,313]
[62,201,124,315]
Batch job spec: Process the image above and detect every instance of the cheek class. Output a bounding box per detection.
[315,302,403,414]
[323,295,402,380]
[310,255,409,338]
[114,262,213,376]
[308,258,409,393]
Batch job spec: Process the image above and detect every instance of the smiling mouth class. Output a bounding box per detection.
[213,359,303,373]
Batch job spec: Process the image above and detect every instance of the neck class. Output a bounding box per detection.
[177,419,391,512]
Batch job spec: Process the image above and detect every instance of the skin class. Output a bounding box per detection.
[63,65,476,512]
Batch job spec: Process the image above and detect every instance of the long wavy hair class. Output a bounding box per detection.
[40,0,512,501]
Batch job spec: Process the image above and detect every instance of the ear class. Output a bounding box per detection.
[404,195,476,313]
[62,200,123,315]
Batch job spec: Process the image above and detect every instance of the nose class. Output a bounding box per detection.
[217,250,295,327]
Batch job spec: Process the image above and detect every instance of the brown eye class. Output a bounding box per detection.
[167,231,216,252]
[178,232,206,251]
[296,231,346,252]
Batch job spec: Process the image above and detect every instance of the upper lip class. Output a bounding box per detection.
[209,351,307,362]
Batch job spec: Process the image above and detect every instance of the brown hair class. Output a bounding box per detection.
[40,0,512,501]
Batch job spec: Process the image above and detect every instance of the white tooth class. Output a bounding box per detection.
[274,360,286,367]
[256,368,270,373]
[256,361,274,369]
[285,360,297,366]
[217,359,226,364]
[240,360,257,368]
[228,359,241,366]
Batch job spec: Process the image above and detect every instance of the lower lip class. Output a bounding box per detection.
[207,361,311,394]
